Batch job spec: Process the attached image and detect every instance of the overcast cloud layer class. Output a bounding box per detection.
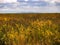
[0,0,60,13]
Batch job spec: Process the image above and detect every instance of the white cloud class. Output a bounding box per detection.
[0,0,17,3]
[0,0,60,3]
[25,0,28,1]
[44,0,60,2]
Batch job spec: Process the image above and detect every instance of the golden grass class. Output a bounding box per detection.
[0,13,60,45]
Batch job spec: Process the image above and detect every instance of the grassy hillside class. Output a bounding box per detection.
[0,13,60,45]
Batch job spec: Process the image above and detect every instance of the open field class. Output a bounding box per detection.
[0,13,60,45]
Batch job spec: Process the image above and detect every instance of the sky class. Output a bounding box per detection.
[0,0,60,3]
[0,0,60,6]
[0,0,60,13]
